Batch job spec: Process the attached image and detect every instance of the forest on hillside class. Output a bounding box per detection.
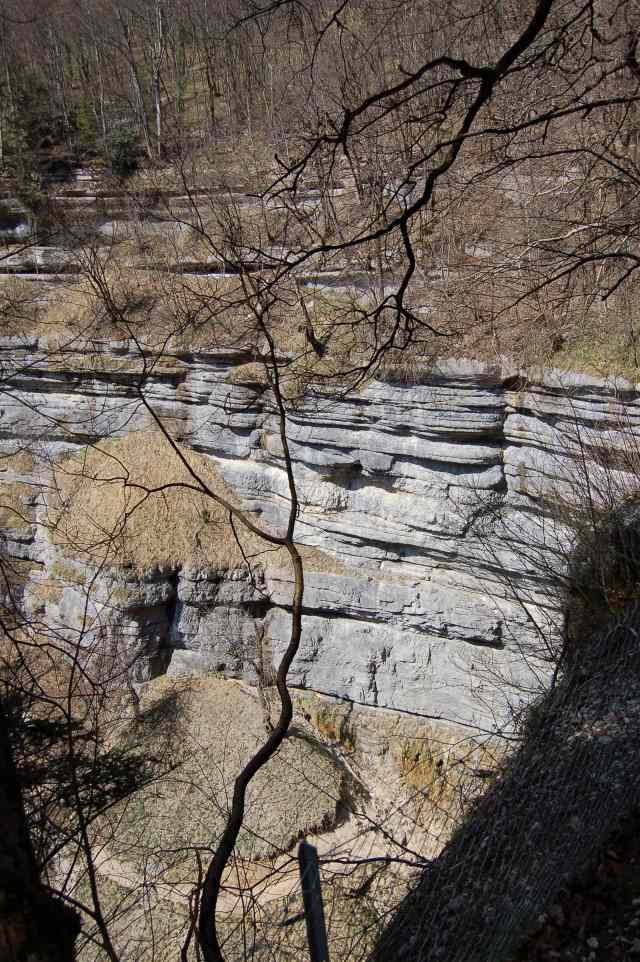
[2,0,640,373]
[3,3,640,962]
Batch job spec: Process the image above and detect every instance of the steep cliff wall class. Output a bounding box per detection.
[2,333,639,732]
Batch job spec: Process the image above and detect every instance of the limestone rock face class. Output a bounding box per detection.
[3,333,639,731]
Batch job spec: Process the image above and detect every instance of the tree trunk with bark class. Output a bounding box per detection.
[0,701,79,962]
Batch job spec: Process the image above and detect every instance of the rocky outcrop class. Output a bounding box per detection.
[370,603,640,962]
[2,332,639,732]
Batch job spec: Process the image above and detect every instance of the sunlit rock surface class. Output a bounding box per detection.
[3,333,638,730]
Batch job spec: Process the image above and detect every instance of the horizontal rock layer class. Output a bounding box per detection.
[2,334,638,731]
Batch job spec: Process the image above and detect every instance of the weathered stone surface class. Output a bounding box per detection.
[4,339,639,731]
[0,246,78,274]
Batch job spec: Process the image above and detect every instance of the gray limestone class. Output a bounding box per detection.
[3,337,638,731]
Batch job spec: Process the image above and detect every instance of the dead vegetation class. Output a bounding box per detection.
[46,431,346,578]
[0,448,36,475]
[103,675,343,865]
[0,276,49,336]
[48,431,262,571]
[0,480,36,529]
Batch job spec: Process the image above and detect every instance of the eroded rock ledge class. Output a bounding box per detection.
[2,335,639,732]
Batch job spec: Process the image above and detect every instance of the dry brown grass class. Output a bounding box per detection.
[105,675,342,865]
[0,276,48,336]
[0,480,35,529]
[49,431,264,570]
[47,431,345,577]
[175,201,291,261]
[28,578,64,605]
[39,261,262,358]
[0,448,36,475]
[226,361,270,386]
[5,114,638,388]
[44,265,171,336]
[220,287,384,399]
[73,874,189,962]
[34,262,382,398]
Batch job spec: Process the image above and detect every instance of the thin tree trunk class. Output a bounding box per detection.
[94,43,108,141]
[4,53,15,117]
[52,35,72,144]
[153,2,164,159]
[195,288,306,962]
[172,24,188,132]
[117,8,153,159]
[0,701,79,962]
[204,54,217,139]
[153,68,162,158]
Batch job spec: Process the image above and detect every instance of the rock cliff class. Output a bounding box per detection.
[2,332,639,732]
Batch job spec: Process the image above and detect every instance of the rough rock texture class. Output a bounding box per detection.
[369,605,640,962]
[2,333,639,730]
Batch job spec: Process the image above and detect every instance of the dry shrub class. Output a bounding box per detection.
[226,361,270,386]
[166,272,255,350]
[0,276,46,335]
[0,480,35,529]
[0,448,36,474]
[377,348,439,385]
[44,265,170,337]
[47,430,342,577]
[103,674,343,864]
[175,202,292,260]
[48,431,270,571]
[40,260,263,356]
[564,498,640,659]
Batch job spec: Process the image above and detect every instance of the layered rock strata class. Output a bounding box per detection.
[2,333,638,731]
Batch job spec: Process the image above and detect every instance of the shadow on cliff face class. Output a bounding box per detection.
[564,499,640,663]
[369,503,640,962]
